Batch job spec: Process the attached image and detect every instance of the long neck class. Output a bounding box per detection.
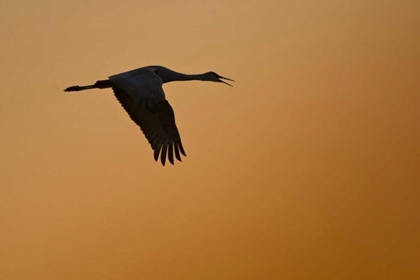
[161,70,207,83]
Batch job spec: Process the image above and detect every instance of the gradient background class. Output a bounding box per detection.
[1,1,419,279]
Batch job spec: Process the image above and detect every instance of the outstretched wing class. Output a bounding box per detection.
[113,87,186,165]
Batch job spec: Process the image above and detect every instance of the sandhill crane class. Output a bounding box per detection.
[64,65,234,166]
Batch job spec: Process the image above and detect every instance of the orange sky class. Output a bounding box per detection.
[1,1,419,279]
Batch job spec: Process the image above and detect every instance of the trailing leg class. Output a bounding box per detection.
[64,79,114,92]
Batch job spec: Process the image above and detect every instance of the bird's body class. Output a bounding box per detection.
[65,65,233,165]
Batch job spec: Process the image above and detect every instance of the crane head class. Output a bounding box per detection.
[207,71,234,87]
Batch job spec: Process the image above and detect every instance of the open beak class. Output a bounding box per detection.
[218,75,235,87]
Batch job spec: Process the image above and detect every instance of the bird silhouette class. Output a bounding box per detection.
[64,65,234,166]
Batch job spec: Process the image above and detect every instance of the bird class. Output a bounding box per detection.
[64,65,234,166]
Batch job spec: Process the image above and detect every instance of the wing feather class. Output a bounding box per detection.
[160,142,168,166]
[174,142,181,162]
[168,141,174,165]
[113,87,186,165]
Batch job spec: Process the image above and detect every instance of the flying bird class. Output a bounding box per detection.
[64,65,234,166]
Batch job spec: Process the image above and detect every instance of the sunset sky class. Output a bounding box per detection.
[1,1,419,279]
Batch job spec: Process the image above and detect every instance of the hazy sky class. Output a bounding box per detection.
[1,1,419,279]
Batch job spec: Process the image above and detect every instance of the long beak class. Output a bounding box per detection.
[218,76,235,87]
